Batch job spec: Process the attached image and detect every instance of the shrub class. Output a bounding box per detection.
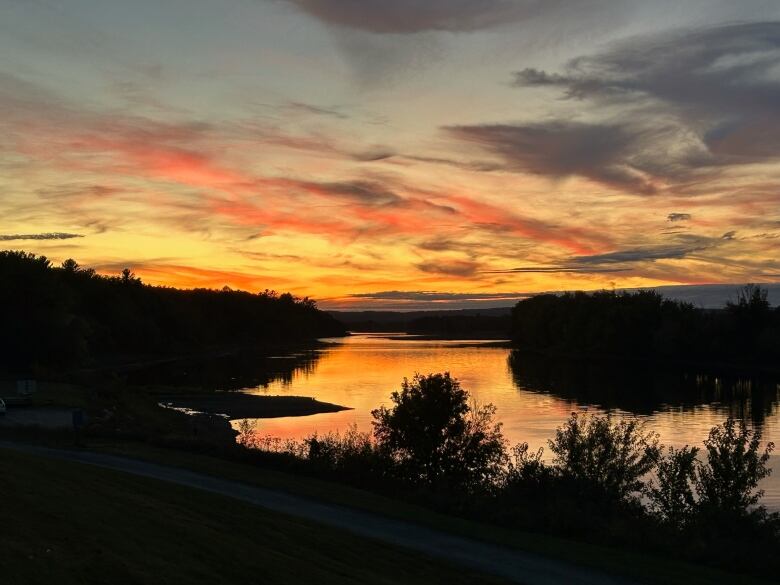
[371,372,506,492]
[695,418,774,517]
[548,412,660,506]
[305,425,390,479]
[647,445,699,527]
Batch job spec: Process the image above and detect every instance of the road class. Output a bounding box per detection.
[0,442,636,585]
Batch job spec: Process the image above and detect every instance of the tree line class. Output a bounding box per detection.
[510,286,780,365]
[237,372,778,578]
[0,250,345,373]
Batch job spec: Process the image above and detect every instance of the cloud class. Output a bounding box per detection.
[498,22,780,192]
[0,232,84,241]
[293,179,403,206]
[283,101,348,119]
[571,232,735,265]
[416,259,480,277]
[667,213,691,222]
[485,266,630,274]
[447,122,661,194]
[277,0,563,34]
[573,245,706,265]
[349,290,530,301]
[449,22,780,196]
[489,232,736,274]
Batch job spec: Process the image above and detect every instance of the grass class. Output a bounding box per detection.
[78,440,773,585]
[0,448,509,585]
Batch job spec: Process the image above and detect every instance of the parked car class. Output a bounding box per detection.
[0,397,6,415]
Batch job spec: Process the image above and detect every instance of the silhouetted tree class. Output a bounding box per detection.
[548,412,660,506]
[0,251,346,372]
[695,418,774,517]
[371,373,506,491]
[510,287,778,364]
[647,446,699,528]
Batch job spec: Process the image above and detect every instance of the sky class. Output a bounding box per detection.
[1,0,779,309]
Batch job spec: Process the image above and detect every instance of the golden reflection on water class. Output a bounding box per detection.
[236,333,780,507]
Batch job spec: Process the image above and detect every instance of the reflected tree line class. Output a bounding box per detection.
[126,347,322,390]
[508,351,780,426]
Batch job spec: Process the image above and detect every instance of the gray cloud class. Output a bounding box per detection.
[501,22,780,191]
[489,233,735,273]
[572,232,735,265]
[449,22,780,195]
[447,122,660,194]
[350,290,530,301]
[485,266,630,274]
[667,213,691,222]
[573,245,705,265]
[0,232,84,241]
[278,0,568,34]
[302,180,403,205]
[284,101,349,119]
[417,259,480,277]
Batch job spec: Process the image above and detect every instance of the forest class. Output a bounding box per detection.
[0,251,345,373]
[510,286,780,365]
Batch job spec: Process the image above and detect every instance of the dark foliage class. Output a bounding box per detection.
[695,419,774,516]
[0,250,345,373]
[548,413,660,506]
[371,373,507,493]
[646,445,699,527]
[510,287,780,364]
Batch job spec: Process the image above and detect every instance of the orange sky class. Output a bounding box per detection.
[1,2,779,308]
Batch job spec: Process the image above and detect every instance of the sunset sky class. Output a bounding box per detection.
[2,1,779,308]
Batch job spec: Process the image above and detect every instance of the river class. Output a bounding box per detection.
[238,333,780,508]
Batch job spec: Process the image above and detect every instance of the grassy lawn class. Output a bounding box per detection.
[88,440,773,585]
[0,448,509,585]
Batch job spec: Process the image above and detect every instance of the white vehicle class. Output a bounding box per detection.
[0,398,6,415]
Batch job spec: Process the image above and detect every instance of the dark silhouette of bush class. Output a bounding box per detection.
[304,425,393,481]
[371,373,507,492]
[647,445,699,528]
[232,373,778,577]
[695,418,774,517]
[547,413,660,507]
[0,250,345,373]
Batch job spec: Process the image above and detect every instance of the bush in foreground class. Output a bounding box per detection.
[239,373,779,577]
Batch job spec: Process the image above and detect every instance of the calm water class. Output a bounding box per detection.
[239,333,780,508]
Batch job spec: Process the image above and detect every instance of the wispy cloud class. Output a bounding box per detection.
[447,121,661,194]
[275,0,584,34]
[0,232,84,241]
[416,259,480,277]
[495,22,780,193]
[349,290,530,301]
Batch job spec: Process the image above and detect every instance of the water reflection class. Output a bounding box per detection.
[126,346,322,390]
[226,334,780,509]
[508,350,780,427]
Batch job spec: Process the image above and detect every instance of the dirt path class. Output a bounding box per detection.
[0,442,636,585]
